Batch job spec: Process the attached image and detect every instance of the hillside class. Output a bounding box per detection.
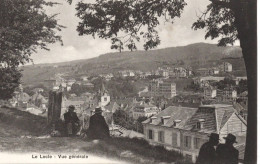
[21,43,245,86]
[0,106,191,164]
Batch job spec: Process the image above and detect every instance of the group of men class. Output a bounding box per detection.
[63,105,110,140]
[196,133,239,164]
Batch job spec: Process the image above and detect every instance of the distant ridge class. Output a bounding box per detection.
[21,43,245,86]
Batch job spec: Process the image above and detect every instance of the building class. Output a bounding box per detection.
[132,103,160,120]
[223,62,232,72]
[196,68,210,76]
[81,76,89,81]
[217,87,237,101]
[99,83,111,107]
[142,104,247,163]
[203,86,217,99]
[193,76,225,88]
[209,67,220,75]
[149,80,177,98]
[235,76,247,85]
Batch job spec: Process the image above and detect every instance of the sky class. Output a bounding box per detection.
[31,0,222,64]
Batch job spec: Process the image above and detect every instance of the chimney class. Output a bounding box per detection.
[151,116,157,124]
[173,120,181,127]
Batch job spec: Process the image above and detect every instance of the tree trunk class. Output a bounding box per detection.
[233,0,257,163]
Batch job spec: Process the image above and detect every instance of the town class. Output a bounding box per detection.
[10,60,248,163]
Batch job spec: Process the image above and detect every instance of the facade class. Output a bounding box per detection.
[196,68,210,76]
[149,80,177,98]
[203,86,217,99]
[217,87,237,101]
[132,103,160,120]
[99,83,111,107]
[142,105,247,163]
[209,67,220,75]
[193,76,225,88]
[223,62,232,72]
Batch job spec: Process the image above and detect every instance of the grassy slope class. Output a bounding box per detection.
[0,106,192,164]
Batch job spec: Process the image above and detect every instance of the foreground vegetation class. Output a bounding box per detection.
[83,137,192,164]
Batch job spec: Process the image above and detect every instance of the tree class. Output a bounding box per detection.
[0,67,21,100]
[0,0,63,99]
[71,0,256,163]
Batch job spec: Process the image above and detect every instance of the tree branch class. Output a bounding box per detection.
[210,0,231,8]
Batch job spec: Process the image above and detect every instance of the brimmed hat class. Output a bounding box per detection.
[208,133,219,141]
[95,107,103,113]
[224,133,237,143]
[68,105,75,111]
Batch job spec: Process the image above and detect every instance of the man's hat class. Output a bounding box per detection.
[224,133,237,143]
[208,133,219,141]
[68,105,75,111]
[95,107,103,113]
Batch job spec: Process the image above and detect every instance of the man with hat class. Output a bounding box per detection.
[196,133,219,164]
[216,133,239,164]
[64,105,80,136]
[86,107,110,140]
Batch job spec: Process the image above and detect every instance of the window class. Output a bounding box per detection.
[196,122,201,129]
[158,131,165,143]
[172,133,177,146]
[184,136,191,148]
[104,97,107,101]
[194,138,201,149]
[148,130,153,140]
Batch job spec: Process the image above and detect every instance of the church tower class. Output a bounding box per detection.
[99,82,110,107]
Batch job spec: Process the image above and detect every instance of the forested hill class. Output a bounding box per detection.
[21,43,245,86]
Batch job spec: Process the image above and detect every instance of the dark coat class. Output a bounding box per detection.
[216,144,239,164]
[196,142,217,164]
[87,113,110,140]
[64,111,79,124]
[64,111,80,135]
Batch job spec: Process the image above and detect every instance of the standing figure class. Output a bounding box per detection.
[196,133,219,164]
[216,133,239,164]
[64,105,80,136]
[86,107,110,140]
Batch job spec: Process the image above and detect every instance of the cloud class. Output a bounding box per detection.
[30,0,237,64]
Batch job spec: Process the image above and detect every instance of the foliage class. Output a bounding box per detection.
[237,79,247,94]
[113,109,135,130]
[212,77,236,90]
[69,83,94,96]
[0,0,63,99]
[0,0,63,67]
[186,81,201,92]
[113,109,147,133]
[192,3,237,46]
[23,84,49,97]
[74,0,186,51]
[0,67,21,100]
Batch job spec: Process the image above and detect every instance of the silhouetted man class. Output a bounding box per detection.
[64,105,80,136]
[86,107,110,140]
[216,133,239,164]
[196,133,219,164]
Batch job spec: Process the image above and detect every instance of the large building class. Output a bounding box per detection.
[132,103,160,120]
[142,105,247,163]
[149,80,177,98]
